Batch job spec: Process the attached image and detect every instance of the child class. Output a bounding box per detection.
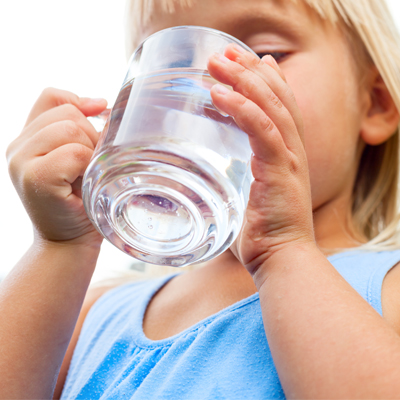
[3,0,400,398]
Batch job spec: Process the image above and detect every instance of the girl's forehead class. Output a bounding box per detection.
[141,0,327,40]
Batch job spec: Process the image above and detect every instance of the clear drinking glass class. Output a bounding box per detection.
[82,26,255,267]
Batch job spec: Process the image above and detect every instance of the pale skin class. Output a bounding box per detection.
[3,0,400,398]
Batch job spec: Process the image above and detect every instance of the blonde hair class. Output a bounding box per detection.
[124,0,400,252]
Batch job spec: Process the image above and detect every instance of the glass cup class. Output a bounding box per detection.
[82,26,255,267]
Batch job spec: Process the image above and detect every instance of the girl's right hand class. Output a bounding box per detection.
[6,88,108,247]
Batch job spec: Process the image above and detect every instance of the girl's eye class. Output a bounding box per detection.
[256,52,288,63]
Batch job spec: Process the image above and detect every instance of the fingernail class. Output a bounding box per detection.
[233,44,246,54]
[214,84,230,95]
[214,53,229,64]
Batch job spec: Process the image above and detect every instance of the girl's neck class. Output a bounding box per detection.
[313,193,366,256]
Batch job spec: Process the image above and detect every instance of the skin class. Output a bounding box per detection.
[2,0,400,398]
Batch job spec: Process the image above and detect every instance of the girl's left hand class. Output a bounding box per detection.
[207,44,316,284]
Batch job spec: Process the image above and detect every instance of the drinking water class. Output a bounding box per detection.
[83,69,253,267]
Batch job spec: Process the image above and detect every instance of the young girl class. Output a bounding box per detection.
[3,0,400,398]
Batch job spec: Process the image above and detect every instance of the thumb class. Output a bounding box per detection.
[25,87,107,126]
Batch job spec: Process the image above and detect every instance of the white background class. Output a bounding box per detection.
[1,0,400,282]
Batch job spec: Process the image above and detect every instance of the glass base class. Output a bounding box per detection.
[83,146,245,267]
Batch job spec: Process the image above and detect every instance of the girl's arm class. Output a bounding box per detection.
[257,244,400,399]
[208,45,400,398]
[2,88,107,398]
[0,240,99,399]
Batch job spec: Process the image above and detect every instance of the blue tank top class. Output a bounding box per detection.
[60,250,400,399]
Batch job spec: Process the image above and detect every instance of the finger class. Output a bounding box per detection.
[210,83,288,166]
[261,54,287,83]
[208,53,301,153]
[25,120,95,157]
[21,103,100,146]
[28,143,94,195]
[25,87,107,127]
[224,44,302,131]
[208,48,303,150]
[261,55,305,146]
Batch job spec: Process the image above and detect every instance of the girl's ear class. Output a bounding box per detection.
[360,67,400,146]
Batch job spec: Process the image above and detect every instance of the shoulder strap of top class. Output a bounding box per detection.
[328,250,400,315]
[367,251,400,315]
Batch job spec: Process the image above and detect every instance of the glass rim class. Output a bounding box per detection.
[128,25,258,62]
